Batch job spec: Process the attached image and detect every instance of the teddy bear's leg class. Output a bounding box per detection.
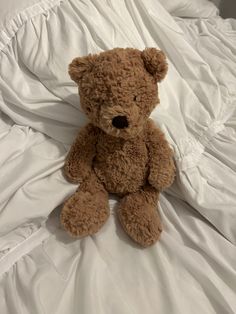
[118,185,162,247]
[60,175,109,237]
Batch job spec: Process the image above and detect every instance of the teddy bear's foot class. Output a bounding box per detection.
[60,188,109,238]
[118,186,162,247]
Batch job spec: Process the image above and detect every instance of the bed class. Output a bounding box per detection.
[0,0,236,313]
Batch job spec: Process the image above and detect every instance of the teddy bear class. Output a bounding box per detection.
[60,47,175,247]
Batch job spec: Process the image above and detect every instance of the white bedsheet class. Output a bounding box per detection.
[0,0,235,313]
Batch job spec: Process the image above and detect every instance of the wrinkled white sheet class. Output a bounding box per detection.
[158,0,218,18]
[0,0,236,313]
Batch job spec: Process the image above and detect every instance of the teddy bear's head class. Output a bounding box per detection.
[69,48,167,139]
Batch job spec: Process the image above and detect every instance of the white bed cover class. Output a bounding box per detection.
[0,0,236,313]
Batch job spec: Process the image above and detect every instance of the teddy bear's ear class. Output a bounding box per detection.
[141,48,168,82]
[68,55,95,84]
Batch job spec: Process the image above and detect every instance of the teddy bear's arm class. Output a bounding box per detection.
[63,123,98,184]
[146,120,176,191]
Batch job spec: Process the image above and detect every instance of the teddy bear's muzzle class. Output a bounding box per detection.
[112,115,129,129]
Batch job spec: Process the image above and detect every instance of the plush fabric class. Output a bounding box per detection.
[60,48,175,247]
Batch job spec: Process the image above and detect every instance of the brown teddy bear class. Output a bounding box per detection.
[60,48,175,247]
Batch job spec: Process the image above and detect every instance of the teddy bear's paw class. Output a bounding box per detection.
[60,190,110,237]
[148,162,176,191]
[118,193,162,247]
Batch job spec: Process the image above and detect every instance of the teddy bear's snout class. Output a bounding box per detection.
[112,115,129,129]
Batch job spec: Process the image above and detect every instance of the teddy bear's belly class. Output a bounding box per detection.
[93,138,149,195]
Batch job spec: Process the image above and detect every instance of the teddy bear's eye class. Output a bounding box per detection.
[133,96,137,101]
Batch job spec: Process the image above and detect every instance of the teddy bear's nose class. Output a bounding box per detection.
[112,116,129,129]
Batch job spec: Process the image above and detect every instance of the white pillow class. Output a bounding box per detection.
[158,0,219,18]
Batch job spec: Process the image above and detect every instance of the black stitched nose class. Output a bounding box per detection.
[112,116,129,129]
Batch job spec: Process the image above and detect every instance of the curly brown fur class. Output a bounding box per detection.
[63,124,98,183]
[146,120,175,190]
[68,48,160,139]
[61,177,109,237]
[118,186,162,247]
[61,48,175,246]
[141,48,168,83]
